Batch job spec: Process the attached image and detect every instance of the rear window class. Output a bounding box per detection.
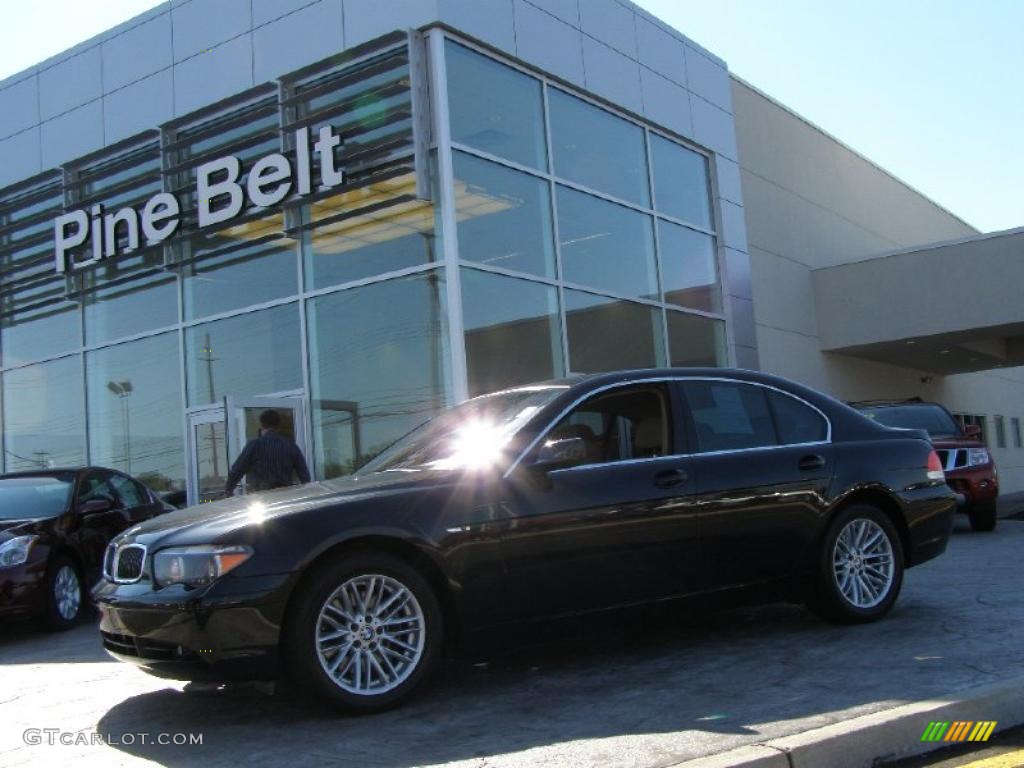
[859,404,961,438]
[684,381,777,452]
[768,390,827,444]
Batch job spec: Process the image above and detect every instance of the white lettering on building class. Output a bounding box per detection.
[54,125,343,273]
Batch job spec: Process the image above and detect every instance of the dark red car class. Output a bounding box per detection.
[0,468,171,630]
[854,400,998,531]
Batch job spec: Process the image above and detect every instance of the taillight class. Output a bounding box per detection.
[926,450,945,482]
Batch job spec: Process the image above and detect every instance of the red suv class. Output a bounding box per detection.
[854,399,998,531]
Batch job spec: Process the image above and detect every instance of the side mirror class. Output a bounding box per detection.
[80,497,113,516]
[533,436,587,470]
[964,424,982,440]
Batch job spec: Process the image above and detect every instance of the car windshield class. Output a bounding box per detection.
[859,404,962,438]
[363,386,568,472]
[0,475,74,520]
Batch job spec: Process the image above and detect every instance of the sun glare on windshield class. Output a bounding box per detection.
[428,405,543,470]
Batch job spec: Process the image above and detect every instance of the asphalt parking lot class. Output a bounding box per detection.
[2,515,1023,768]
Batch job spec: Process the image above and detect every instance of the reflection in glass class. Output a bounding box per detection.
[565,290,665,373]
[307,272,450,479]
[84,270,178,345]
[184,220,296,320]
[303,174,436,290]
[651,134,712,229]
[446,40,547,170]
[658,221,720,312]
[454,152,555,278]
[185,303,301,406]
[549,89,649,206]
[87,332,184,492]
[1,301,79,367]
[666,311,726,367]
[2,356,86,470]
[194,420,228,504]
[557,187,657,299]
[461,268,563,397]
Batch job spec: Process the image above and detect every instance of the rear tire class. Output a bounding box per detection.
[283,552,443,713]
[808,505,904,625]
[43,554,84,632]
[968,504,997,532]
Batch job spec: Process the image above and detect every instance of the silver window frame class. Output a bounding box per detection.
[504,375,833,478]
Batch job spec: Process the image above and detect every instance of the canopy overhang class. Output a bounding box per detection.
[812,227,1024,375]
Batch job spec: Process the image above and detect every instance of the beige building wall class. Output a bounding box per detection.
[732,77,1024,494]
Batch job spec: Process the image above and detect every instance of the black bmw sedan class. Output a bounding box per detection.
[95,369,955,711]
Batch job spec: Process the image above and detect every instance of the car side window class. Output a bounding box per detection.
[768,390,827,444]
[546,386,671,466]
[108,474,144,507]
[77,473,120,507]
[683,381,777,452]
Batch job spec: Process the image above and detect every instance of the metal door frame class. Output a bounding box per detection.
[185,404,229,507]
[185,390,310,506]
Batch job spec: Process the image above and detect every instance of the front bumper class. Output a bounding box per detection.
[945,466,998,510]
[93,572,294,681]
[0,560,47,618]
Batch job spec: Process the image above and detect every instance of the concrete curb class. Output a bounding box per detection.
[671,675,1024,768]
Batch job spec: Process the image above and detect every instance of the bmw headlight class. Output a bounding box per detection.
[968,448,991,467]
[0,535,38,568]
[152,545,253,588]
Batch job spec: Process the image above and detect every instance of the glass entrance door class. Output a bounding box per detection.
[187,407,230,505]
[186,396,310,506]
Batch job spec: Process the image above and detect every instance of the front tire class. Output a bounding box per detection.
[968,503,997,532]
[809,505,904,624]
[283,552,443,713]
[43,554,84,631]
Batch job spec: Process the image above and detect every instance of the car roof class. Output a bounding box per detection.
[524,367,784,389]
[0,466,119,479]
[849,398,941,409]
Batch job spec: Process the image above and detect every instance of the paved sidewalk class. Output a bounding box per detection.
[1,518,1023,768]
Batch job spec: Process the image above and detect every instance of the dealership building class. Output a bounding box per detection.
[0,0,1021,505]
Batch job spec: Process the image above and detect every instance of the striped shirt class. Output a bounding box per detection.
[225,430,311,495]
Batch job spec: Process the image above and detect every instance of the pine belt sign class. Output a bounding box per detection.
[53,125,346,274]
[47,29,431,277]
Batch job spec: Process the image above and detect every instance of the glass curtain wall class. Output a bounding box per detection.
[86,333,184,491]
[0,31,726,482]
[0,36,449,484]
[445,38,726,385]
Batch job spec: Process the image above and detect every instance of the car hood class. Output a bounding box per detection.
[0,517,54,541]
[930,436,985,449]
[117,469,459,546]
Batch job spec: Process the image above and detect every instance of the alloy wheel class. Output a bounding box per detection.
[314,574,426,695]
[53,565,81,621]
[832,518,895,609]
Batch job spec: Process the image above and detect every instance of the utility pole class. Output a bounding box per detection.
[106,380,134,473]
[196,333,221,476]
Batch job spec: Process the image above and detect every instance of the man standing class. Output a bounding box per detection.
[225,409,311,496]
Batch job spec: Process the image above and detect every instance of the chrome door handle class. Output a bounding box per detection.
[798,454,826,471]
[653,468,688,488]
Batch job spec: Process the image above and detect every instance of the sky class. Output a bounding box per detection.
[634,0,1023,233]
[1,0,1020,233]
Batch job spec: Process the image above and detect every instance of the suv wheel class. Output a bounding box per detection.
[968,503,997,532]
[284,552,443,713]
[809,505,904,624]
